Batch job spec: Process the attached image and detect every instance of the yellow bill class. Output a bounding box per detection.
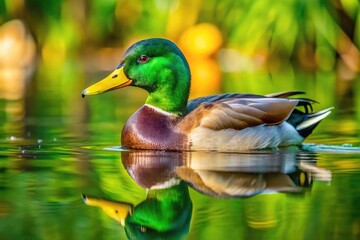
[82,66,132,97]
[82,195,133,226]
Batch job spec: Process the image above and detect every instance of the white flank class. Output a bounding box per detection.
[189,122,304,151]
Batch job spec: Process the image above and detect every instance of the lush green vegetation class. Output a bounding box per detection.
[0,0,358,116]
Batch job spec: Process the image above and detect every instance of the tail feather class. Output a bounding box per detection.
[295,107,333,138]
[265,91,305,98]
[268,91,333,139]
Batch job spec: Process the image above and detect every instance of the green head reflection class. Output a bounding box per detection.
[84,150,192,240]
[121,151,192,239]
[124,182,192,240]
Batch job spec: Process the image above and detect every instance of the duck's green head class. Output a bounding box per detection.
[82,38,191,115]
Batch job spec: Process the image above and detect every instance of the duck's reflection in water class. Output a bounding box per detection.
[83,149,331,239]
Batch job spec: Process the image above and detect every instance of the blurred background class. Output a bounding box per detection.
[1,1,360,240]
[0,0,359,140]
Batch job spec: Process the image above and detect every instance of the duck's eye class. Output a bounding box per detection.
[138,55,149,63]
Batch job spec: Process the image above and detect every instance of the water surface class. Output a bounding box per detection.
[1,115,360,240]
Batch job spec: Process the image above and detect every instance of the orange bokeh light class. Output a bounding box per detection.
[179,23,223,58]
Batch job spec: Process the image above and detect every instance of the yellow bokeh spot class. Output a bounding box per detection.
[178,23,223,96]
[42,35,67,67]
[0,69,25,100]
[0,19,36,68]
[189,59,221,98]
[179,23,223,58]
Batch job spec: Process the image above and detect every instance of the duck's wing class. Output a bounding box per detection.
[186,91,310,113]
[186,93,264,113]
[179,94,300,133]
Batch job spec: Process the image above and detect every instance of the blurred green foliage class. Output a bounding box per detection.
[0,0,359,62]
[0,0,358,140]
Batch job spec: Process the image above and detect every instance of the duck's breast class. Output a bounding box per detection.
[121,105,187,150]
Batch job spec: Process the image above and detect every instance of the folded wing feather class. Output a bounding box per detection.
[178,98,299,133]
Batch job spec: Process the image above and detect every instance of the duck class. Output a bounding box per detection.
[82,38,333,151]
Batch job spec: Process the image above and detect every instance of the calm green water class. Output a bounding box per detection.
[1,112,360,240]
[1,66,360,240]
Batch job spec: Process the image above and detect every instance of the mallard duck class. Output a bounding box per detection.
[82,38,332,151]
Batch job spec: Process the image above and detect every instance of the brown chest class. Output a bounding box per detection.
[121,105,187,150]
